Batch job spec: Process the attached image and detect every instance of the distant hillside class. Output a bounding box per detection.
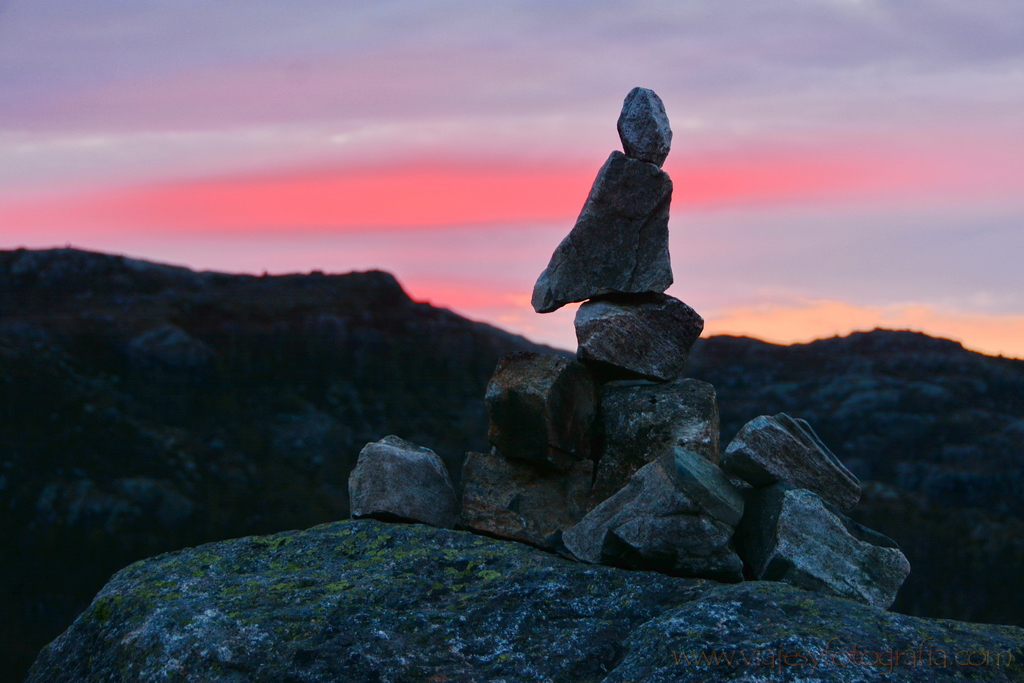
[0,248,561,683]
[2,247,1022,682]
[686,331,1024,626]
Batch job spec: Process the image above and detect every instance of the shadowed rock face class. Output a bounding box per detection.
[531,151,673,314]
[484,351,596,470]
[347,435,458,528]
[26,520,1024,683]
[459,450,591,552]
[735,484,910,609]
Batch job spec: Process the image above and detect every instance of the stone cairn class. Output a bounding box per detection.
[348,87,911,610]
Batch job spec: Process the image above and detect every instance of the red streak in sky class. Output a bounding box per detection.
[0,147,992,237]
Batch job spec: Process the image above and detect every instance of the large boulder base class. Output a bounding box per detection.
[28,520,1024,682]
[531,150,673,314]
[485,351,596,470]
[575,293,703,382]
[735,484,911,610]
[459,449,592,552]
[564,450,744,582]
[347,435,459,528]
[617,86,673,167]
[723,413,862,513]
[593,378,719,507]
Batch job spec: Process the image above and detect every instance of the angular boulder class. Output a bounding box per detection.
[722,413,861,512]
[485,351,595,470]
[575,293,703,381]
[27,520,1024,683]
[459,450,592,552]
[531,151,673,313]
[563,449,744,582]
[617,86,672,167]
[347,435,459,528]
[592,378,719,507]
[734,484,911,609]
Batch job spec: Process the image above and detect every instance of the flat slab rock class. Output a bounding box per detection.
[532,150,673,314]
[459,449,592,552]
[28,520,1024,682]
[347,435,459,528]
[593,378,719,507]
[723,413,861,513]
[575,293,703,382]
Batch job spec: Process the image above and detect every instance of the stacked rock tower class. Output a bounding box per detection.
[349,88,912,611]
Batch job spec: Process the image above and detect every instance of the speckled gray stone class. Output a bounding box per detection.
[575,293,703,382]
[735,484,911,609]
[348,435,459,528]
[592,378,719,508]
[723,413,861,513]
[531,151,673,314]
[617,87,672,167]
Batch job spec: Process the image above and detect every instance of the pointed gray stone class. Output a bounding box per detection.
[723,413,861,512]
[575,293,703,381]
[531,151,672,314]
[563,450,744,581]
[348,435,459,528]
[484,352,595,471]
[592,379,719,508]
[734,484,911,609]
[617,87,672,167]
[459,450,592,553]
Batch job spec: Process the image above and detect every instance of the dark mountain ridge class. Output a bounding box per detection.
[1,247,1022,681]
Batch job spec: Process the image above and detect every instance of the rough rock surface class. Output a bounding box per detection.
[735,484,911,609]
[564,450,744,581]
[575,293,703,381]
[593,378,719,507]
[617,87,672,167]
[459,449,591,552]
[723,413,862,512]
[28,520,1023,682]
[485,351,595,470]
[531,151,673,313]
[347,435,458,528]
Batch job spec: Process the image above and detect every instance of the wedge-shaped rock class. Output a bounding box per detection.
[531,151,672,314]
[485,352,595,470]
[575,293,703,381]
[734,484,910,609]
[722,413,861,512]
[617,87,672,167]
[348,435,459,528]
[564,448,744,581]
[592,379,719,507]
[459,450,592,552]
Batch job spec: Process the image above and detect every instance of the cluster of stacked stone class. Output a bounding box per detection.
[347,88,911,610]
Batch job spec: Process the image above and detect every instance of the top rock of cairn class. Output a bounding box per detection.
[617,87,672,167]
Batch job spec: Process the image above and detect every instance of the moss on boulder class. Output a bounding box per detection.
[27,520,1024,682]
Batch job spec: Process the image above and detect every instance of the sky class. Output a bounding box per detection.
[1,1,1023,356]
